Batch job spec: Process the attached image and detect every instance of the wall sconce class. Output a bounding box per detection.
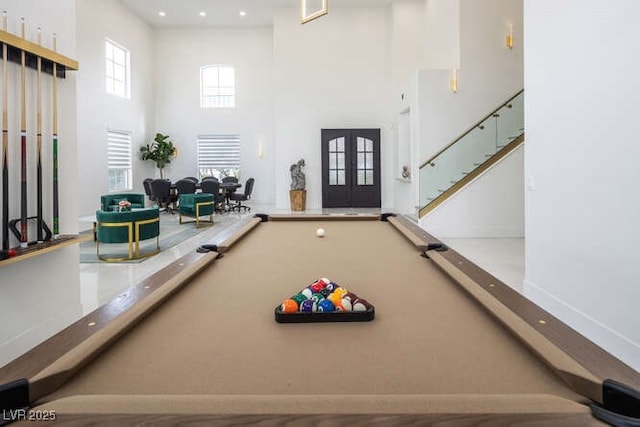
[258,141,264,158]
[450,69,458,93]
[506,24,513,49]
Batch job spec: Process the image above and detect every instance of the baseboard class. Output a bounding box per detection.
[524,280,640,372]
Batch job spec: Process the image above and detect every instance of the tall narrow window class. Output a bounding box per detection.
[197,135,241,179]
[201,65,235,108]
[105,39,130,98]
[107,130,132,191]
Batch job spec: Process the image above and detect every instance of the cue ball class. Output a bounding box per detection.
[316,228,325,237]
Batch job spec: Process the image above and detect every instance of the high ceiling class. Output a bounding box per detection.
[121,0,392,28]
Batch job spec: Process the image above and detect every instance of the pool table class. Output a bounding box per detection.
[1,214,639,425]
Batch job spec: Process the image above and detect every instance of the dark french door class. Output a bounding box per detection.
[321,129,381,208]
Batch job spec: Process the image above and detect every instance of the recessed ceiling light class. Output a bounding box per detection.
[199,11,207,17]
[158,11,166,17]
[239,11,246,17]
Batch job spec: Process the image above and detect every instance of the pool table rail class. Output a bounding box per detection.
[0,250,219,393]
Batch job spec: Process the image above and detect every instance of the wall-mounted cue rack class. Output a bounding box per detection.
[0,29,78,75]
[0,25,80,267]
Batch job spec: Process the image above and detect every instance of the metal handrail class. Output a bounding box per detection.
[418,89,524,170]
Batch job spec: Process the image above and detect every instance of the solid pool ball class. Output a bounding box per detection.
[324,282,339,292]
[316,228,325,237]
[327,292,342,306]
[319,288,332,297]
[333,287,349,298]
[291,293,308,306]
[317,299,335,312]
[299,299,317,313]
[310,281,326,293]
[281,299,299,313]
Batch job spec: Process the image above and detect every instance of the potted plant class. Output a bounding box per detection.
[140,133,177,179]
[289,158,306,211]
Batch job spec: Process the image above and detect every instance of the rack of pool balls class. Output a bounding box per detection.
[274,278,374,323]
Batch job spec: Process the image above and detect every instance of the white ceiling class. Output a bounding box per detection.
[120,0,392,28]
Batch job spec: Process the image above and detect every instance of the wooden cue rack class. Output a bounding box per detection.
[0,27,80,267]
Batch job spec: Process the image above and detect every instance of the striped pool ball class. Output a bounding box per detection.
[311,293,325,304]
[340,297,353,312]
[317,299,335,312]
[281,299,299,313]
[291,293,308,306]
[300,287,314,299]
[343,292,359,303]
[299,299,317,313]
[352,298,371,312]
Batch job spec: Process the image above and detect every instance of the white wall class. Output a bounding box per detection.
[0,0,80,366]
[524,0,640,371]
[390,0,460,215]
[418,0,523,237]
[273,7,393,210]
[75,0,155,219]
[154,27,275,204]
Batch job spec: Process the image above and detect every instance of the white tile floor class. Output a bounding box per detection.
[3,204,525,367]
[438,237,525,293]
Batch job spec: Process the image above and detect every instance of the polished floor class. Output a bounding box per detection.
[2,204,524,367]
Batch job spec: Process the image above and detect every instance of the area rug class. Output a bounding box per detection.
[79,215,211,263]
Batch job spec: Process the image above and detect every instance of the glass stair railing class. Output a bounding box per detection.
[418,90,524,218]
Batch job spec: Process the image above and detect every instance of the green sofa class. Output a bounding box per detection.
[100,193,146,212]
[178,193,214,228]
[96,207,160,261]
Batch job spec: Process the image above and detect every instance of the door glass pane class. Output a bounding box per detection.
[357,153,365,169]
[357,170,365,185]
[329,171,337,185]
[365,153,373,168]
[329,138,337,152]
[337,137,345,151]
[337,170,345,185]
[357,137,364,152]
[365,170,374,185]
[337,153,345,169]
[365,138,373,152]
[329,153,337,169]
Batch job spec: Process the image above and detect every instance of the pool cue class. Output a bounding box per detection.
[2,12,9,250]
[19,18,27,247]
[36,28,43,242]
[52,33,59,238]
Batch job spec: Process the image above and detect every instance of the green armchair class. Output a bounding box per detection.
[100,193,146,212]
[96,207,160,261]
[178,193,214,228]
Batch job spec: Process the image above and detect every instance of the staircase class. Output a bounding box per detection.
[418,90,524,218]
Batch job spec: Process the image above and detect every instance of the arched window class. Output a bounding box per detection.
[200,65,235,108]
